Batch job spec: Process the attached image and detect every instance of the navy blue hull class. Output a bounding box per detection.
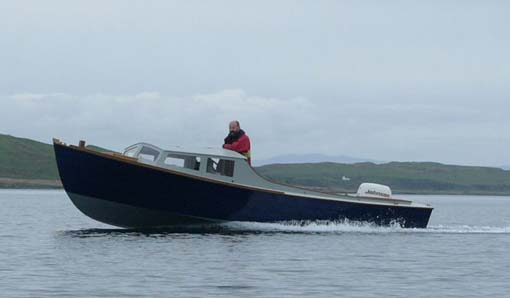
[54,144,433,228]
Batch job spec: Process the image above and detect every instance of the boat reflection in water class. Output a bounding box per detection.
[53,139,433,229]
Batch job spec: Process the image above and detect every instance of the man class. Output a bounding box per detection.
[223,120,251,165]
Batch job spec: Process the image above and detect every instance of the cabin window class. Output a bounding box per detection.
[164,154,201,171]
[164,156,185,167]
[206,158,234,177]
[138,146,160,161]
[124,147,138,157]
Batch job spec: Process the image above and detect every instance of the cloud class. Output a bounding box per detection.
[0,2,508,166]
[0,89,318,154]
[0,89,508,166]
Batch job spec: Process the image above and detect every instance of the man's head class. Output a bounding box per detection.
[229,120,240,133]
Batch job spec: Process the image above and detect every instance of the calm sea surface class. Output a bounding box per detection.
[1,190,509,298]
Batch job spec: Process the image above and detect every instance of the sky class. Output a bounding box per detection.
[0,1,509,166]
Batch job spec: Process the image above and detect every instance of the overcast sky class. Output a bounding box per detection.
[0,1,509,166]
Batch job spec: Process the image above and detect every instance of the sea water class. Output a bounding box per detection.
[0,190,509,298]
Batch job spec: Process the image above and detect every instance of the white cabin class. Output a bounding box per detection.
[121,143,426,208]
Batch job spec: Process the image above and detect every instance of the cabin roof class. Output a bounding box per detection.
[126,143,247,160]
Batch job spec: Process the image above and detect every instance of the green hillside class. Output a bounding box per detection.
[256,162,510,195]
[0,134,111,188]
[0,134,59,180]
[1,133,509,194]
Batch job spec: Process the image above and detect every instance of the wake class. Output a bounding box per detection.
[220,220,510,234]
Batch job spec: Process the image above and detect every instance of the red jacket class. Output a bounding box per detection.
[223,133,251,164]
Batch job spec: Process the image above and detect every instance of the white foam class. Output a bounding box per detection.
[218,221,510,234]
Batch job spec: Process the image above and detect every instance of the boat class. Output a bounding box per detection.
[53,139,433,228]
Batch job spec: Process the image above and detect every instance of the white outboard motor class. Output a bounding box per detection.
[356,183,392,199]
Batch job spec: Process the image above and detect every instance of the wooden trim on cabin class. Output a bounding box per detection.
[345,194,411,204]
[109,152,139,162]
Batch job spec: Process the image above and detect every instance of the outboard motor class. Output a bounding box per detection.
[356,183,392,199]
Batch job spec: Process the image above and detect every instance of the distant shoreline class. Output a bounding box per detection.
[1,178,509,196]
[0,178,62,189]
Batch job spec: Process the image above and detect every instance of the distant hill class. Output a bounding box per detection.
[1,133,509,194]
[256,162,510,195]
[502,165,510,171]
[0,134,59,180]
[0,134,108,188]
[253,153,382,166]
